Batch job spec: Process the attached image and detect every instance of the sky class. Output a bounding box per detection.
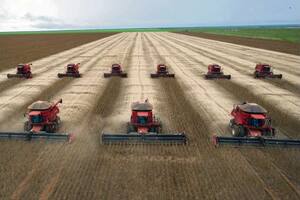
[0,0,299,31]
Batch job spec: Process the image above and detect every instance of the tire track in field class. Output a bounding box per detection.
[0,33,124,94]
[161,33,300,97]
[0,35,132,199]
[40,33,138,200]
[0,35,129,197]
[5,34,136,199]
[152,33,300,138]
[148,33,300,199]
[144,33,273,199]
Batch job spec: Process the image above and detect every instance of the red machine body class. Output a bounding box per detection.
[254,64,282,79]
[212,103,300,147]
[205,64,231,79]
[101,100,186,144]
[151,64,175,78]
[229,102,275,137]
[58,63,81,78]
[128,101,161,134]
[7,63,32,79]
[104,64,127,78]
[24,99,63,133]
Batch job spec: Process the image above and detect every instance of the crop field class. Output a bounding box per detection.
[0,32,299,199]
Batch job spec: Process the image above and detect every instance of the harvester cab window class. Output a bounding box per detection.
[112,66,119,71]
[263,66,271,72]
[137,116,148,124]
[31,115,43,123]
[213,67,220,72]
[248,118,264,127]
[17,65,24,72]
[67,66,74,72]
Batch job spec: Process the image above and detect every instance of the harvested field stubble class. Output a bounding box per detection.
[0,32,299,200]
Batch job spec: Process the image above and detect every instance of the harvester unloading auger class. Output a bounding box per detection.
[0,99,73,142]
[102,100,186,144]
[212,102,300,147]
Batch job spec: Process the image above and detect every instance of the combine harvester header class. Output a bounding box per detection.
[102,100,186,144]
[212,102,300,148]
[212,135,300,147]
[0,99,73,142]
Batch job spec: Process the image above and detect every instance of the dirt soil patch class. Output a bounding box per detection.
[0,33,117,71]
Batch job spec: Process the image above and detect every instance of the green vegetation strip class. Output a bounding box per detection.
[178,27,300,43]
[1,26,300,43]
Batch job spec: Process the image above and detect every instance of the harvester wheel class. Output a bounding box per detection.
[45,122,58,133]
[24,121,32,131]
[150,127,159,133]
[229,119,235,128]
[265,128,275,137]
[127,123,135,133]
[232,125,245,137]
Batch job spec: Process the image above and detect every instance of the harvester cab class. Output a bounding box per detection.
[151,64,175,78]
[254,64,282,79]
[205,64,231,79]
[0,99,73,142]
[101,99,186,144]
[7,63,32,79]
[104,64,127,78]
[58,63,81,78]
[212,102,300,147]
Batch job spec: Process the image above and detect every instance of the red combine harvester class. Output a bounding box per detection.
[0,99,73,142]
[104,64,127,78]
[7,63,33,79]
[205,64,231,79]
[57,63,81,78]
[102,100,186,144]
[151,64,175,78]
[254,64,282,79]
[212,102,300,147]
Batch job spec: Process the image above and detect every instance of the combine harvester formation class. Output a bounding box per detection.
[205,64,231,79]
[151,64,175,78]
[0,99,73,142]
[57,63,82,78]
[102,100,186,144]
[104,64,127,78]
[7,63,33,79]
[213,102,300,147]
[254,64,283,79]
